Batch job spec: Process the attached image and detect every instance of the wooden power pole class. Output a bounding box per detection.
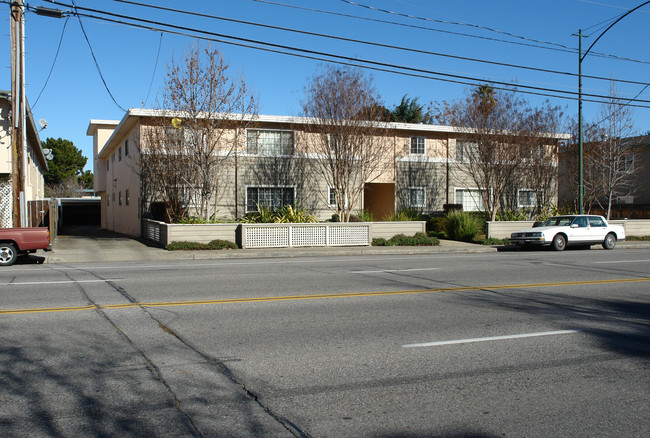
[10,0,25,227]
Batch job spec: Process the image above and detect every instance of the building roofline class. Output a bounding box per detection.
[95,108,571,157]
[86,119,120,136]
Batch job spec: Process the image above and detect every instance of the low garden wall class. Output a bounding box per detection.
[142,219,426,249]
[486,219,650,239]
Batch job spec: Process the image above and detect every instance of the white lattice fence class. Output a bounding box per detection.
[326,225,369,246]
[242,223,370,249]
[0,176,12,228]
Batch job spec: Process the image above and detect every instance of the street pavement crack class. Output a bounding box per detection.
[53,267,205,437]
[54,266,309,437]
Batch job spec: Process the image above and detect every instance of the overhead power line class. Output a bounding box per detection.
[33,0,650,108]
[98,0,650,88]
[254,0,650,66]
[31,16,69,109]
[70,0,125,111]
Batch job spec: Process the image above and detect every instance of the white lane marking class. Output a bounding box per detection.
[594,260,650,264]
[402,329,580,348]
[1,279,121,286]
[352,268,440,274]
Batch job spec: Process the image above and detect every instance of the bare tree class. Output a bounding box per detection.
[300,65,392,222]
[140,122,193,222]
[563,84,642,219]
[142,42,258,222]
[435,85,528,221]
[587,86,641,219]
[45,175,86,198]
[520,101,566,217]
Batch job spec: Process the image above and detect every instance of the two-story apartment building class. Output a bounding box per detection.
[0,91,48,228]
[89,109,565,237]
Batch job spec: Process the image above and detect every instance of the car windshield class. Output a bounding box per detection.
[541,216,574,227]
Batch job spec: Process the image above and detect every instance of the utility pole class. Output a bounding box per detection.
[575,0,650,215]
[10,0,26,227]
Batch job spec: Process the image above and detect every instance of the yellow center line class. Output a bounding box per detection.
[1,277,649,315]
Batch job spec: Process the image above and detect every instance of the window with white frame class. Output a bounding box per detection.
[410,137,425,155]
[455,140,477,162]
[328,187,336,206]
[328,187,349,207]
[247,186,295,212]
[517,189,537,208]
[247,130,294,156]
[409,187,425,208]
[622,154,634,173]
[455,188,484,211]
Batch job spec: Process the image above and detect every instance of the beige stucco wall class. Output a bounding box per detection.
[90,120,142,237]
[0,95,47,227]
[91,111,567,236]
[0,100,11,175]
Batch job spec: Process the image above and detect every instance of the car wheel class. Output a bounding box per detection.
[552,234,566,251]
[0,243,18,266]
[602,233,616,250]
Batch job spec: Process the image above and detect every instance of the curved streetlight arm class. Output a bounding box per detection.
[581,0,650,61]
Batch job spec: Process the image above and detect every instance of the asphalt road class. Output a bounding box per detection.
[1,249,649,437]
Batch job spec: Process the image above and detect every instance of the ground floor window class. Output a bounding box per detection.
[247,186,295,212]
[409,187,425,208]
[455,188,484,211]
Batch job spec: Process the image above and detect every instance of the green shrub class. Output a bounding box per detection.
[166,239,238,251]
[427,216,448,234]
[372,232,439,246]
[478,237,510,245]
[496,209,529,222]
[626,235,650,241]
[446,210,482,242]
[428,230,447,239]
[241,205,317,223]
[357,210,375,222]
[384,208,423,222]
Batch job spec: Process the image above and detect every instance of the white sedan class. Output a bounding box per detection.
[510,215,626,251]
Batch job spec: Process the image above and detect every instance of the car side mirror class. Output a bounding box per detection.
[570,224,578,228]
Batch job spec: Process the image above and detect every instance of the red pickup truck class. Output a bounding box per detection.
[0,227,52,266]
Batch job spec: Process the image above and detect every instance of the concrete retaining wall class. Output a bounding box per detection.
[142,219,427,248]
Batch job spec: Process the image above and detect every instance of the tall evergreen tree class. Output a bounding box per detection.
[42,137,87,185]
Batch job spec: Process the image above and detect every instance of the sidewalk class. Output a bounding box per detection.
[44,232,497,264]
[42,228,650,264]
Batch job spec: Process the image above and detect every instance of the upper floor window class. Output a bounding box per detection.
[124,140,129,156]
[410,137,425,155]
[118,147,122,161]
[247,129,293,156]
[455,140,477,162]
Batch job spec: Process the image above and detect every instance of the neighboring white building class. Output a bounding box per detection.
[0,91,48,227]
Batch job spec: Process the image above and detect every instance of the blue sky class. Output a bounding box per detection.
[2,0,649,170]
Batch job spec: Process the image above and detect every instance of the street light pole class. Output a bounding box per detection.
[576,0,650,215]
[577,29,584,214]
